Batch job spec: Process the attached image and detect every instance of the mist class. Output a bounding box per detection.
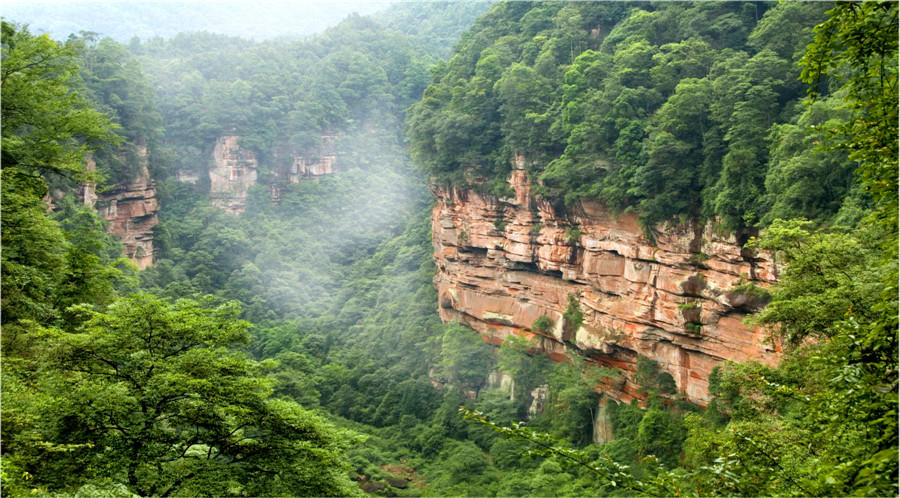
[2,1,392,42]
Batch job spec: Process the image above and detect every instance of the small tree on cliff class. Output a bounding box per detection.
[561,293,584,343]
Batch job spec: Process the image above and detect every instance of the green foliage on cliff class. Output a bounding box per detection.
[406,1,869,232]
[71,32,168,186]
[450,3,899,496]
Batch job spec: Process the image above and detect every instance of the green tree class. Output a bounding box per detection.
[0,169,69,329]
[710,49,791,229]
[1,23,129,348]
[437,322,496,392]
[761,96,859,225]
[635,409,686,468]
[497,334,551,410]
[495,62,560,159]
[683,4,899,495]
[1,22,120,180]
[649,37,713,96]
[18,295,360,497]
[751,218,884,347]
[801,2,899,234]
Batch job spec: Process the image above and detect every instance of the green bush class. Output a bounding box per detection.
[531,315,553,334]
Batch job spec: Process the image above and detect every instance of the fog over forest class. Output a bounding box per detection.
[1,1,897,497]
[2,1,392,41]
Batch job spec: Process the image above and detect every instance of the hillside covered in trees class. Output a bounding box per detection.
[1,2,897,497]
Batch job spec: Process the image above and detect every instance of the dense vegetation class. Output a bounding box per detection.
[407,1,873,233]
[409,2,898,495]
[2,2,897,497]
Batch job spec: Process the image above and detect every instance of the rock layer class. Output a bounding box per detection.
[92,146,158,270]
[210,135,258,213]
[207,134,341,210]
[274,133,341,182]
[431,169,781,406]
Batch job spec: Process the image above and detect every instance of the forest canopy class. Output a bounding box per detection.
[406,1,875,233]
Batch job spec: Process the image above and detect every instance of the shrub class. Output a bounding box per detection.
[532,315,553,334]
[689,252,709,264]
[564,228,582,245]
[561,294,584,342]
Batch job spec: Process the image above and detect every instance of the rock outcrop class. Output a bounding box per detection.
[432,168,781,406]
[91,146,158,270]
[210,135,258,213]
[274,133,341,182]
[206,133,342,210]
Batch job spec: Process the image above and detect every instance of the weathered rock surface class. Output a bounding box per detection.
[273,133,341,182]
[593,397,615,444]
[210,135,258,213]
[91,146,158,270]
[205,134,341,210]
[431,169,781,406]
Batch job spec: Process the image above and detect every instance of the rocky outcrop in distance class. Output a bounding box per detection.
[82,146,159,270]
[431,165,781,407]
[205,133,341,211]
[274,133,341,182]
[210,135,259,214]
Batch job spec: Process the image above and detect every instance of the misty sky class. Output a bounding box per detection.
[2,1,394,41]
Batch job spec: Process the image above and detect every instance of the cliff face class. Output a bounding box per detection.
[274,133,341,182]
[432,168,781,406]
[91,146,159,270]
[207,133,341,210]
[210,136,258,213]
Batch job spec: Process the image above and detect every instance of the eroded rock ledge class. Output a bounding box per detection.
[431,169,781,406]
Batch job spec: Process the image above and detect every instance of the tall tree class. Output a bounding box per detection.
[6,295,361,497]
[801,1,899,235]
[1,21,120,180]
[0,22,127,335]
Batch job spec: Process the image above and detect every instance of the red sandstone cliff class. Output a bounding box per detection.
[273,133,341,182]
[432,167,781,406]
[210,136,258,213]
[89,146,159,270]
[206,134,341,210]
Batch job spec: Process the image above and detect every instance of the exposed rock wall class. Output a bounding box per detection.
[91,146,158,270]
[431,168,781,406]
[593,397,615,444]
[274,133,341,182]
[206,133,341,210]
[210,135,258,213]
